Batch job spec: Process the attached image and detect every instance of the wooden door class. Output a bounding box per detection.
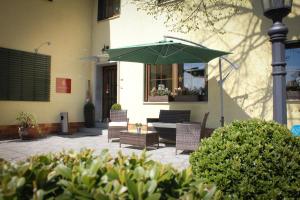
[102,65,117,121]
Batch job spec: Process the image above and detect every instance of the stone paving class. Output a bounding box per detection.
[0,130,190,170]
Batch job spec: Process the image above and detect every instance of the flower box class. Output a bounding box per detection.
[148,95,172,102]
[174,95,199,102]
[287,90,300,100]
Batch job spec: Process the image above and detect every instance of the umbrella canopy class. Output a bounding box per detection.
[106,39,233,127]
[107,41,229,64]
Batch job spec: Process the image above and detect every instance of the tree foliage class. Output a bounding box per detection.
[129,0,249,33]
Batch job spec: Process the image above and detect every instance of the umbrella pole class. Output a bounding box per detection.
[219,58,225,127]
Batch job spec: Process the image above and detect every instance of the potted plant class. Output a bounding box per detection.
[110,103,127,122]
[135,123,142,133]
[148,84,172,102]
[111,103,122,111]
[84,100,95,128]
[84,80,95,128]
[16,112,40,140]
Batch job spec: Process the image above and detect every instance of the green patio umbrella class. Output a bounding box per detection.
[106,39,232,127]
[106,41,229,64]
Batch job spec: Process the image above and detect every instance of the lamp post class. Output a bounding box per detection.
[262,0,292,125]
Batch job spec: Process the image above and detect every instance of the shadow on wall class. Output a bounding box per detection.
[169,78,251,128]
[120,0,300,128]
[196,0,299,125]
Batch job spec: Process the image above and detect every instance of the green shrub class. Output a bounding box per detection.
[0,149,220,199]
[190,119,300,199]
[111,103,122,110]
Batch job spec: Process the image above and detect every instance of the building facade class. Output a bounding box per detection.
[0,0,299,139]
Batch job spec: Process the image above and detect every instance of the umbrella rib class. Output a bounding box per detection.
[166,46,187,57]
[147,46,164,64]
[167,46,203,62]
[164,45,170,57]
[111,47,149,59]
[148,46,164,55]
[169,45,217,62]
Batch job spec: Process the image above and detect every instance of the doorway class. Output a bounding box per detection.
[102,65,117,121]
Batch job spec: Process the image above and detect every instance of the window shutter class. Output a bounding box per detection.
[97,0,105,21]
[0,47,50,101]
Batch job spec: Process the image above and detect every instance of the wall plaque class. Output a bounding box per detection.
[56,78,71,93]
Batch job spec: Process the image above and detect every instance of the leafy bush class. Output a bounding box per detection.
[0,149,220,199]
[190,119,300,199]
[111,103,122,110]
[16,111,38,128]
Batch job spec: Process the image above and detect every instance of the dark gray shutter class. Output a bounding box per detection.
[0,47,50,101]
[97,0,105,21]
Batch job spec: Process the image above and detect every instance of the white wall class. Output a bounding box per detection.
[92,0,300,128]
[0,0,93,125]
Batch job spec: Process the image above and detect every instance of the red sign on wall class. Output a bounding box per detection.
[56,78,71,93]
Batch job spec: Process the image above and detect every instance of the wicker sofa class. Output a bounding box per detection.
[108,110,128,142]
[147,110,191,142]
[175,112,209,154]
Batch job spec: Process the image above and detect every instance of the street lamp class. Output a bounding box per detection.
[262,0,293,125]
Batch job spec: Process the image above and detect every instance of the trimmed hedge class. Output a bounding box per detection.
[111,103,122,111]
[0,149,220,199]
[190,119,300,199]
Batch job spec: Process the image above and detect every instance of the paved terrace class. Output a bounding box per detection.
[0,130,189,170]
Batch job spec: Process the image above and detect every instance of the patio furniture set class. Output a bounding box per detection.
[108,109,209,154]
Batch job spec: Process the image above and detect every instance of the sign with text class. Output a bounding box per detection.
[56,78,71,93]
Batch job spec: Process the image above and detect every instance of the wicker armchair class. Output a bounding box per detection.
[108,110,128,142]
[175,112,209,154]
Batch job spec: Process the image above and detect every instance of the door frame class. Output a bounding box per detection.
[94,62,119,123]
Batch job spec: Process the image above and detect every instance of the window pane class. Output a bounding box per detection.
[144,63,208,102]
[149,64,172,94]
[97,0,120,21]
[177,63,207,98]
[286,46,300,100]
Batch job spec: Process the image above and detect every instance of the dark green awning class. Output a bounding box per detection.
[107,41,230,64]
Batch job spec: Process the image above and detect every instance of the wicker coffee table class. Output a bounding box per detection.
[119,130,159,149]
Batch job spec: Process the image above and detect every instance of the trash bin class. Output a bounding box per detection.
[60,112,69,134]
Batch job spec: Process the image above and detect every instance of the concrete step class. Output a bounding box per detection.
[95,122,108,129]
[78,127,104,135]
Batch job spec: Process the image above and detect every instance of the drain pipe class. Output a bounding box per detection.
[218,58,225,127]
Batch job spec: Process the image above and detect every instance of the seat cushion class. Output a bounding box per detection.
[108,122,128,127]
[148,122,176,129]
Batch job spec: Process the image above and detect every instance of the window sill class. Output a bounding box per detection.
[143,102,170,105]
[143,101,208,105]
[97,15,120,22]
[287,99,300,103]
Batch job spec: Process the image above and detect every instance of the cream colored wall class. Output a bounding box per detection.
[0,0,93,125]
[92,1,300,128]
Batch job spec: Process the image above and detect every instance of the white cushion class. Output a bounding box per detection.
[148,122,176,129]
[109,122,128,127]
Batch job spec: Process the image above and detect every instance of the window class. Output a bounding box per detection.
[286,41,300,100]
[97,0,120,21]
[144,63,208,102]
[0,47,50,101]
